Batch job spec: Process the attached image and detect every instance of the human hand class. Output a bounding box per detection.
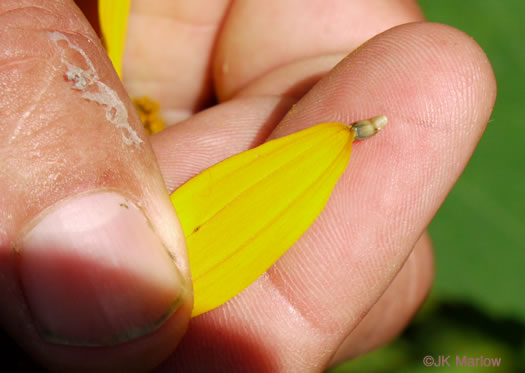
[0,0,496,371]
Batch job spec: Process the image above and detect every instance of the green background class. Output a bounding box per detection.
[330,1,525,372]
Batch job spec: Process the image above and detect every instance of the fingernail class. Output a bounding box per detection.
[18,191,185,346]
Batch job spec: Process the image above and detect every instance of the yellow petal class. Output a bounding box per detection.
[171,116,387,317]
[98,0,130,78]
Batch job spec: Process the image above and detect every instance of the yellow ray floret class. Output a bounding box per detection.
[98,0,130,78]
[171,115,387,317]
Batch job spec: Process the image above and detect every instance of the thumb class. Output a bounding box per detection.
[0,1,191,371]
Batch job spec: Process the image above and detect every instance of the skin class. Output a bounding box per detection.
[0,0,496,371]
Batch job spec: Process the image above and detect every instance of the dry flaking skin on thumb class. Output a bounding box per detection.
[0,1,191,371]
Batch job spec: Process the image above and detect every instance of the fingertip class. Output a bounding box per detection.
[384,21,497,125]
